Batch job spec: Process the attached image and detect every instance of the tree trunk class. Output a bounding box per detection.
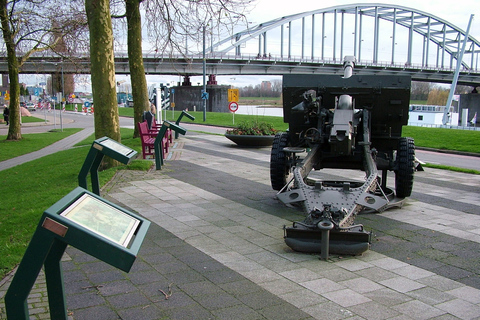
[85,0,121,169]
[126,0,149,138]
[0,0,21,140]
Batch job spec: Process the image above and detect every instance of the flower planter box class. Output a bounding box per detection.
[224,134,275,147]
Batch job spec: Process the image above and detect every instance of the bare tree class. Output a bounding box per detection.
[143,0,253,55]
[125,0,149,138]
[427,87,449,105]
[410,81,433,101]
[0,0,86,140]
[110,0,254,137]
[85,0,121,169]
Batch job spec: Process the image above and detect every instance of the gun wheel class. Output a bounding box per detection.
[395,137,415,198]
[270,132,293,191]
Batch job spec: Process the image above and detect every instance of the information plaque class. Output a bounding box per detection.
[5,187,151,320]
[79,137,138,195]
[61,193,140,248]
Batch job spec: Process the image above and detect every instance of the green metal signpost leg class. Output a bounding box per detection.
[154,125,167,170]
[5,227,58,320]
[155,121,187,170]
[174,110,195,139]
[78,146,99,190]
[78,146,104,196]
[44,239,69,320]
[90,151,105,196]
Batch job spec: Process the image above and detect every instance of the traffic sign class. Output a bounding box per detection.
[228,89,239,102]
[201,91,209,100]
[228,101,239,113]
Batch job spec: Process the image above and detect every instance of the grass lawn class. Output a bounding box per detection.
[21,116,45,123]
[0,128,82,161]
[402,126,480,154]
[0,128,151,278]
[117,108,289,131]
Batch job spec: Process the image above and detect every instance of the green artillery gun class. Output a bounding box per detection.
[270,56,415,259]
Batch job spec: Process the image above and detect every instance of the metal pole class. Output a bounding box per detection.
[61,60,64,131]
[443,14,474,125]
[203,24,207,122]
[156,87,162,123]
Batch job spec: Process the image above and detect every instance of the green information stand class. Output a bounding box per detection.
[78,137,138,195]
[175,110,195,139]
[155,121,187,170]
[4,187,151,320]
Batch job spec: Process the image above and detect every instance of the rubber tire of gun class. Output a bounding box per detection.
[395,137,415,198]
[270,132,292,191]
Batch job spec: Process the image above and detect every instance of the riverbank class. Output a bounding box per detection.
[239,97,282,106]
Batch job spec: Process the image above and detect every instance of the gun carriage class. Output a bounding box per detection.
[270,57,415,258]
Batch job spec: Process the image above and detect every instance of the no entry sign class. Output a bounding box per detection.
[228,101,239,113]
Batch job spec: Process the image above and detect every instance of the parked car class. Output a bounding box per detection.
[26,103,36,111]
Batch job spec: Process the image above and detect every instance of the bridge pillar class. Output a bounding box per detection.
[171,84,229,114]
[459,92,480,126]
[207,75,217,85]
[182,76,192,86]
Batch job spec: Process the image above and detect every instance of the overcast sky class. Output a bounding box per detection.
[21,0,479,91]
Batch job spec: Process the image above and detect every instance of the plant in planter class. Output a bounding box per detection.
[225,120,278,147]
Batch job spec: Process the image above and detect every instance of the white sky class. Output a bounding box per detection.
[21,0,479,91]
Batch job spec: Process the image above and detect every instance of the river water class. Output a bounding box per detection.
[234,105,283,117]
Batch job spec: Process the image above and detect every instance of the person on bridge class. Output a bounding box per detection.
[3,106,9,125]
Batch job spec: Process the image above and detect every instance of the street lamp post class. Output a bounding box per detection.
[202,24,207,122]
[60,58,64,131]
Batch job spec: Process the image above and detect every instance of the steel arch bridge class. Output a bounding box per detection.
[195,3,479,85]
[3,4,480,86]
[213,4,479,67]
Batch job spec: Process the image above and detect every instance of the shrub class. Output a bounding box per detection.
[225,120,278,136]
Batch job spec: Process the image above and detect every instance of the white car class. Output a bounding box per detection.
[26,103,36,111]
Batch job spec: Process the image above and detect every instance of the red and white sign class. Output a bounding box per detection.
[228,101,239,113]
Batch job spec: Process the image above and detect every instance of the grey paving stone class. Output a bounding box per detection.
[152,291,199,309]
[435,298,480,319]
[363,288,413,306]
[68,305,120,320]
[178,280,226,297]
[259,302,314,320]
[126,269,170,285]
[203,268,247,284]
[105,290,152,310]
[116,304,167,320]
[406,287,457,305]
[86,268,125,284]
[97,280,139,296]
[66,291,106,310]
[163,303,213,320]
[391,300,446,319]
[219,279,265,296]
[348,301,400,320]
[211,304,263,320]
[194,293,242,310]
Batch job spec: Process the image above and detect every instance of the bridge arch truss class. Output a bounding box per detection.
[210,4,480,72]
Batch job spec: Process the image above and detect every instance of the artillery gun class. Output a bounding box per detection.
[270,56,415,259]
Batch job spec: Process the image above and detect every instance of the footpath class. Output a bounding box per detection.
[1,121,480,319]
